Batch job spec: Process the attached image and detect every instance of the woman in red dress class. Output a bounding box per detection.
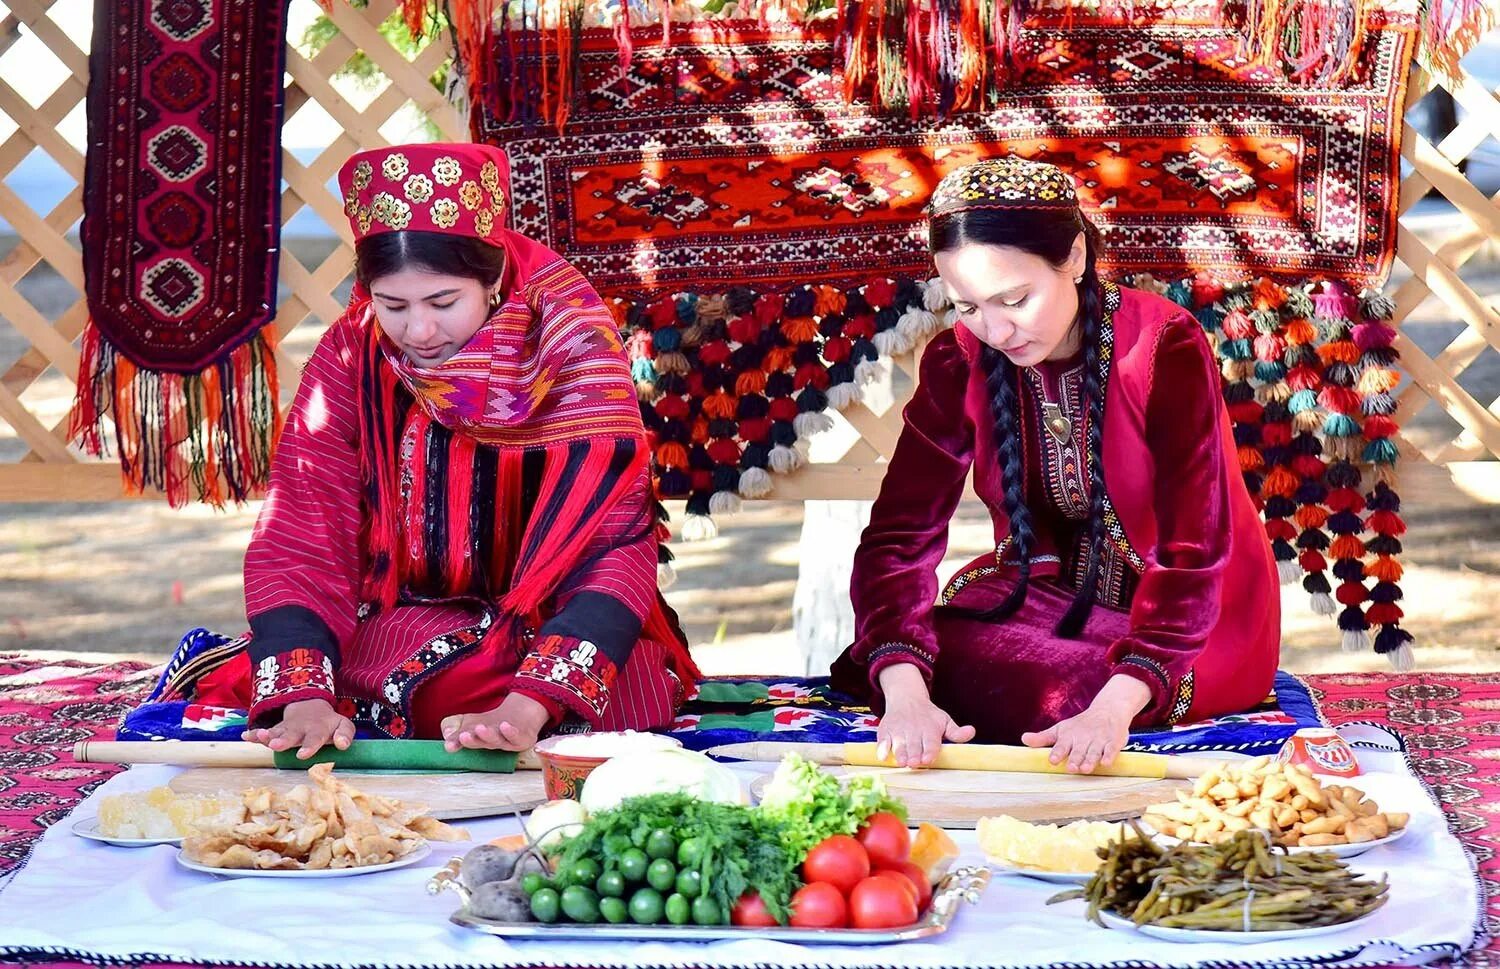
[832,157,1279,773]
[196,143,698,758]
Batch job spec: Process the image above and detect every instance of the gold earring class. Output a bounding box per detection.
[488,290,503,310]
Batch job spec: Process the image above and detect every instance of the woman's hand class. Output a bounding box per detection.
[1020,674,1152,773]
[874,662,976,768]
[242,698,355,760]
[441,692,551,753]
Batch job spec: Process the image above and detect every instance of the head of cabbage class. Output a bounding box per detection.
[579,748,746,814]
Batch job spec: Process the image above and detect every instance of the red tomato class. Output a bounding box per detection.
[878,861,932,911]
[789,882,848,929]
[802,835,870,896]
[730,891,779,928]
[856,812,911,869]
[849,874,919,929]
[870,869,918,906]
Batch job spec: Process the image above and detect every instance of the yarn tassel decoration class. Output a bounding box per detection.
[1355,290,1402,485]
[1355,287,1413,669]
[1312,282,1373,653]
[1218,291,1266,510]
[699,317,744,518]
[1253,279,1300,584]
[614,276,940,536]
[1364,481,1413,670]
[1219,296,1264,505]
[1283,282,1334,618]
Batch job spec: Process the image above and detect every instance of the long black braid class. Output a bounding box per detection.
[969,343,1035,622]
[932,209,1109,636]
[1056,237,1107,637]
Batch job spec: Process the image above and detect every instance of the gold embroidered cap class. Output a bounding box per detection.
[338,143,508,244]
[928,156,1079,216]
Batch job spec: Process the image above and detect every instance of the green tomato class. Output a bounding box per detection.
[560,885,601,924]
[646,858,677,892]
[674,869,702,899]
[595,870,626,898]
[520,873,549,896]
[664,892,691,926]
[599,896,629,924]
[676,837,706,869]
[645,828,677,861]
[530,887,561,923]
[691,895,723,926]
[618,848,649,882]
[628,887,665,925]
[568,859,602,888]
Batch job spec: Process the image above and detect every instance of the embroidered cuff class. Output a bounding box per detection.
[864,641,936,708]
[514,634,620,729]
[249,647,336,728]
[1111,654,1172,724]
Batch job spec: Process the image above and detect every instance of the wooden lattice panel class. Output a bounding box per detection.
[0,0,471,498]
[0,2,1494,503]
[0,0,86,472]
[1391,66,1500,470]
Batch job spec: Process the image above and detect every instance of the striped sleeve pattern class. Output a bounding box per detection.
[241,320,364,726]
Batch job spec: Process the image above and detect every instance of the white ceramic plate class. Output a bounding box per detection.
[1142,822,1408,859]
[986,860,1096,885]
[175,843,432,878]
[72,816,182,848]
[1096,907,1381,943]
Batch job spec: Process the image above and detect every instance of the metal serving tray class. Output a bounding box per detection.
[429,860,990,945]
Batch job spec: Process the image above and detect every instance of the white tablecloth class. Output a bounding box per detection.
[0,729,1480,968]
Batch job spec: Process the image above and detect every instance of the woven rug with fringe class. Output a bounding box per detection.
[69,0,290,506]
[451,1,1456,664]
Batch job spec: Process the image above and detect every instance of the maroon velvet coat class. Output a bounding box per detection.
[832,285,1279,736]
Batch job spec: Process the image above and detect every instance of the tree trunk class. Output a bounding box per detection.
[793,500,873,676]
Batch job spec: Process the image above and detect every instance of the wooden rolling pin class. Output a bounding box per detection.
[74,740,541,772]
[703,741,1223,779]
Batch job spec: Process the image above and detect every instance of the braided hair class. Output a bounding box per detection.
[929,208,1108,635]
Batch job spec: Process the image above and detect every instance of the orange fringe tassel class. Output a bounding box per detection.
[1295,505,1329,530]
[70,323,282,507]
[1365,555,1404,583]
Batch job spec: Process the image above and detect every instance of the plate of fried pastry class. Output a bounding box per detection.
[175,762,465,877]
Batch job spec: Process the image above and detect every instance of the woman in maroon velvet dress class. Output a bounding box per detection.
[831,158,1279,773]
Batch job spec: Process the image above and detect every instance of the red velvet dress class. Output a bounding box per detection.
[831,284,1279,737]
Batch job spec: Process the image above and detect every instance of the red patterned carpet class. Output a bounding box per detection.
[0,655,1493,967]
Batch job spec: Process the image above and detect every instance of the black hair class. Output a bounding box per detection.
[930,206,1107,636]
[354,230,506,290]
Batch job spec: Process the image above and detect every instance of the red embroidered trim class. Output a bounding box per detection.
[250,648,336,725]
[254,648,334,700]
[515,634,620,722]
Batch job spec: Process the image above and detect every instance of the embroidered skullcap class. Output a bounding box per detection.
[928,156,1079,217]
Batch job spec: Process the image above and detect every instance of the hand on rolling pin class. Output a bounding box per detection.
[242,698,355,760]
[875,662,976,768]
[441,691,550,753]
[1021,674,1152,774]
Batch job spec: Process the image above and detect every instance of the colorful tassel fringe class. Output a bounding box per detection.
[70,325,283,507]
[1155,272,1413,668]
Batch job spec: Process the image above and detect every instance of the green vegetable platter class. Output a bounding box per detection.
[429,856,990,945]
[427,756,991,944]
